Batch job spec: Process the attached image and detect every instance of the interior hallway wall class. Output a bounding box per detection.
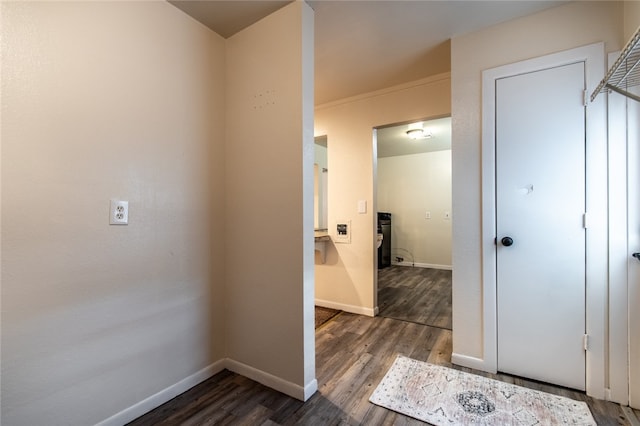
[1,2,227,424]
[314,74,451,315]
[377,150,452,269]
[225,1,317,400]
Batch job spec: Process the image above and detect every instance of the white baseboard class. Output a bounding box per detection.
[304,378,319,401]
[451,353,496,373]
[97,357,319,425]
[392,261,452,270]
[315,298,376,317]
[226,358,317,402]
[96,359,226,426]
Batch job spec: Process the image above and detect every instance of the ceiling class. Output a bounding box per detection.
[169,0,567,105]
[377,117,451,158]
[168,1,291,38]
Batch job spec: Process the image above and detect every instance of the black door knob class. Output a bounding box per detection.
[633,253,640,261]
[501,237,514,247]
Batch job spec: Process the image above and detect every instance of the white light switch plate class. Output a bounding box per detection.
[358,200,367,214]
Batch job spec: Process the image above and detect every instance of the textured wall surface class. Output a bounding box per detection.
[1,2,227,424]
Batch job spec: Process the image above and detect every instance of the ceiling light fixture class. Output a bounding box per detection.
[406,128,424,139]
[406,128,432,139]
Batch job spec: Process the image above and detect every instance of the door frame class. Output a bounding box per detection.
[606,51,630,406]
[628,83,640,410]
[479,43,607,399]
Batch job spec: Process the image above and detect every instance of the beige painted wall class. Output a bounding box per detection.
[1,2,226,425]
[451,0,622,362]
[314,74,451,314]
[225,1,316,399]
[378,150,452,268]
[624,1,640,41]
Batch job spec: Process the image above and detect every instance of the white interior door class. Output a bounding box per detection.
[496,62,586,391]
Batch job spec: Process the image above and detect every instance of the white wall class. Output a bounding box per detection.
[314,74,450,315]
[622,0,640,407]
[451,0,622,379]
[378,150,452,268]
[225,1,317,400]
[1,2,227,424]
[628,80,640,410]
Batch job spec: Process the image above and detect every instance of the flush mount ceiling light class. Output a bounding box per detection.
[406,128,432,140]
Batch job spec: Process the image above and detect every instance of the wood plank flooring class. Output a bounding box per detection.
[378,265,451,329]
[128,311,632,425]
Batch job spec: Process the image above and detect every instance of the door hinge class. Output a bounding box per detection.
[583,89,589,107]
[583,334,589,351]
[583,212,589,229]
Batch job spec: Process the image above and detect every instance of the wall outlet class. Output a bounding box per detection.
[425,211,431,219]
[335,220,351,243]
[110,200,129,225]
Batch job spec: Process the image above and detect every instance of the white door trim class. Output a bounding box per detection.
[478,42,607,399]
[606,51,630,405]
[626,84,640,409]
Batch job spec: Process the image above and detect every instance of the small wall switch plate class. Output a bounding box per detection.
[335,220,351,243]
[110,199,129,225]
[358,200,367,214]
[425,211,431,219]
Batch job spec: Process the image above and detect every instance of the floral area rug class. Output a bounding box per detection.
[369,355,596,425]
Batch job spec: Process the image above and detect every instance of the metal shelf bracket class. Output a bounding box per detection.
[591,26,640,103]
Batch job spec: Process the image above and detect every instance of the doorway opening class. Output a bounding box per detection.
[374,116,452,328]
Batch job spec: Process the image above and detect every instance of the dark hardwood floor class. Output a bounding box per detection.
[129,310,633,425]
[378,265,451,329]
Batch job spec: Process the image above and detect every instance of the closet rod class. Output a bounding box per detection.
[605,83,640,103]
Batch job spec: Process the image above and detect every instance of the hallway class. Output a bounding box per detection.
[378,265,451,329]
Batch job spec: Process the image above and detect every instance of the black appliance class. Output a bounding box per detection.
[378,212,391,268]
